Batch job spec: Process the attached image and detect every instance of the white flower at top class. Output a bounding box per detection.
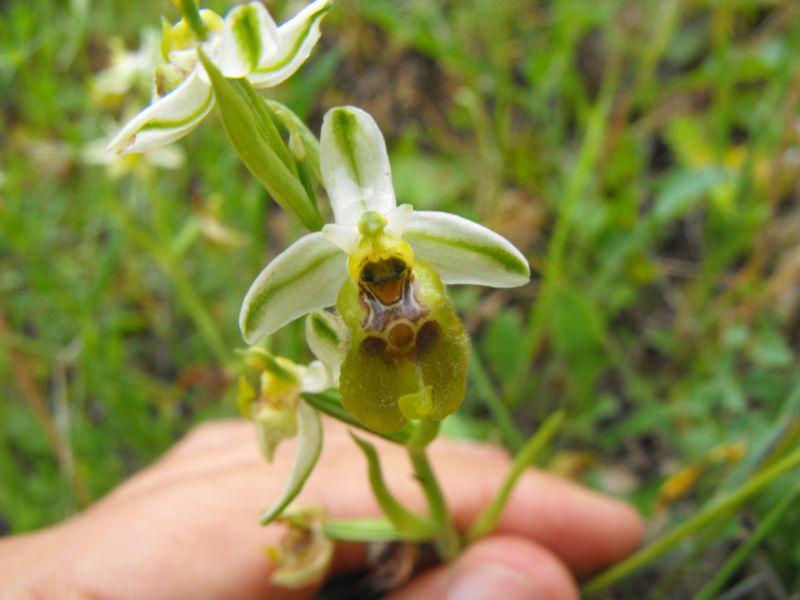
[239,105,530,344]
[107,0,331,155]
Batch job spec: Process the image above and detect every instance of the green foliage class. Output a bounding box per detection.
[2,0,800,595]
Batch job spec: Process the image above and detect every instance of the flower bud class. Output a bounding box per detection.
[267,507,334,588]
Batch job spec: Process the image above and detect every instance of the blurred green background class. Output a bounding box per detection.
[2,0,800,595]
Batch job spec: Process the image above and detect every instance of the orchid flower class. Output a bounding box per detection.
[240,106,530,433]
[238,310,342,525]
[107,0,331,155]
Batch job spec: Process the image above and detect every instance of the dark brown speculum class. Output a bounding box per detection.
[357,258,442,362]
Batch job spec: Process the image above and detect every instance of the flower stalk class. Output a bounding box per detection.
[407,419,461,560]
[174,0,209,40]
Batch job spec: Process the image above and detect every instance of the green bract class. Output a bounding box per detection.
[240,106,530,432]
[107,0,331,155]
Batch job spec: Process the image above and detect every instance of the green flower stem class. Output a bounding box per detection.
[466,410,565,543]
[350,433,434,535]
[694,480,800,600]
[407,419,460,560]
[176,0,208,40]
[583,444,800,595]
[325,517,436,543]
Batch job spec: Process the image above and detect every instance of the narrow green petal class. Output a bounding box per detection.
[248,0,332,88]
[240,232,346,343]
[320,106,396,226]
[404,211,530,288]
[106,70,212,155]
[260,400,322,525]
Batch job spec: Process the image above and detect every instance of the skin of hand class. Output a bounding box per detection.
[0,419,642,600]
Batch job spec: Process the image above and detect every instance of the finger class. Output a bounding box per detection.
[426,447,643,574]
[389,535,578,600]
[494,470,643,574]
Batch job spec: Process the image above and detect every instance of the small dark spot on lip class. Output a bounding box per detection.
[415,320,441,357]
[361,336,391,363]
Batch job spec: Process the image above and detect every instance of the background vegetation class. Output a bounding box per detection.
[2,0,799,596]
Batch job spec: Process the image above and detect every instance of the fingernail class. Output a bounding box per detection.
[446,564,548,600]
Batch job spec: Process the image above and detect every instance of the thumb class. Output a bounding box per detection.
[389,535,579,600]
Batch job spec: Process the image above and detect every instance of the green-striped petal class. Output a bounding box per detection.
[240,232,346,343]
[405,211,530,288]
[320,106,397,226]
[219,2,278,78]
[248,0,332,88]
[107,69,213,154]
[260,399,322,525]
[305,310,344,381]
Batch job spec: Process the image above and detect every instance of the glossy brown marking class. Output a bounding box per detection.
[388,322,414,350]
[370,278,404,306]
[415,320,441,358]
[361,258,408,305]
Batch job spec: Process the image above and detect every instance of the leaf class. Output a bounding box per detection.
[653,167,730,224]
[551,287,606,357]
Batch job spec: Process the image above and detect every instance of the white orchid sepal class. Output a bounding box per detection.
[107,0,331,155]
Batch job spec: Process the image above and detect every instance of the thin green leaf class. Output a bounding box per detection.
[466,410,565,542]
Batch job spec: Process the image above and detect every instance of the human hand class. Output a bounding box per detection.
[0,419,642,599]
